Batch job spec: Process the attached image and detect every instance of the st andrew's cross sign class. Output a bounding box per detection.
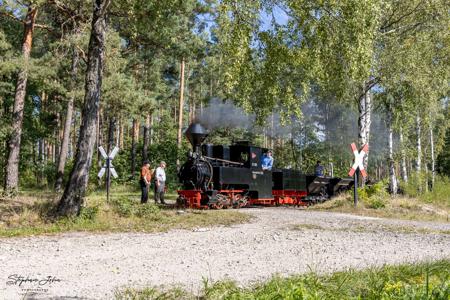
[348,143,368,178]
[348,143,368,207]
[98,146,119,202]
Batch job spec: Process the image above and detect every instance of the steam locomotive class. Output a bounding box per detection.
[176,123,354,209]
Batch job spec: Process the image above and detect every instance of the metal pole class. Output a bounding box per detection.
[354,169,358,207]
[106,157,110,202]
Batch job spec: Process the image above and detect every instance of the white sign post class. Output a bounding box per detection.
[98,146,119,202]
[348,143,368,207]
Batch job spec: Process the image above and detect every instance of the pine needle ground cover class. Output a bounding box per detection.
[0,188,250,238]
[115,259,450,300]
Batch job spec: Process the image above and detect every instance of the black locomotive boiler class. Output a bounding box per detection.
[177,123,354,209]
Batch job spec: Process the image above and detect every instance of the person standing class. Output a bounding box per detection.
[140,161,152,204]
[154,161,167,204]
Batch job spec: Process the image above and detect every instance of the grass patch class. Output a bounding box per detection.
[115,259,450,299]
[290,222,449,235]
[290,223,325,231]
[313,191,449,223]
[0,188,251,238]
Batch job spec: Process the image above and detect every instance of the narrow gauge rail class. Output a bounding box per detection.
[177,123,354,209]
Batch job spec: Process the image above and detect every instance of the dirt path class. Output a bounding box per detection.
[1,208,449,299]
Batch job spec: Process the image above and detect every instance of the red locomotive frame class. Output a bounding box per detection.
[177,189,308,209]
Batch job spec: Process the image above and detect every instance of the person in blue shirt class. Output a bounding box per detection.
[261,150,274,171]
[315,160,325,176]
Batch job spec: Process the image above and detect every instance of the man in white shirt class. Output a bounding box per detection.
[154,161,167,204]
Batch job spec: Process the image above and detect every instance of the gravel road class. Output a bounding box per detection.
[1,208,449,299]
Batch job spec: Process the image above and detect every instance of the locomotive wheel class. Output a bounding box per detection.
[209,202,223,209]
[176,196,186,208]
[239,196,249,208]
[232,194,241,208]
[221,196,231,209]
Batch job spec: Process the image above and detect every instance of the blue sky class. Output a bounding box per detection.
[260,5,290,31]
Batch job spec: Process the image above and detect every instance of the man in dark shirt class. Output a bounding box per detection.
[140,161,152,204]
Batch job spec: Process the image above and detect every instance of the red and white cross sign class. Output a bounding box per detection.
[348,143,369,178]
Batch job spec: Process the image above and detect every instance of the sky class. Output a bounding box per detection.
[195,4,290,40]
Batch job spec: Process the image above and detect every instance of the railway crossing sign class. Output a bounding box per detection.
[98,146,119,202]
[348,143,369,178]
[348,143,368,208]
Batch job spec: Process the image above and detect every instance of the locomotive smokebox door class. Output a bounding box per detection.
[185,123,208,152]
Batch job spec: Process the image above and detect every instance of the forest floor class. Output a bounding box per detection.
[0,188,250,238]
[0,206,449,299]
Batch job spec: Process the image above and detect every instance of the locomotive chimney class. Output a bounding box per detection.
[185,123,208,153]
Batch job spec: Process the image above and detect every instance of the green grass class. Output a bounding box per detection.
[115,259,450,300]
[310,193,450,222]
[290,222,450,235]
[0,187,251,238]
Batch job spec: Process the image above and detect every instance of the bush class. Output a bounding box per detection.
[135,204,160,218]
[110,196,160,218]
[78,205,99,221]
[365,195,387,209]
[401,175,450,208]
[110,196,134,217]
[419,176,450,207]
[356,181,389,209]
[401,172,428,197]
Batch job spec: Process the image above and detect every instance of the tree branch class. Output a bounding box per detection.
[380,0,425,32]
[0,11,24,24]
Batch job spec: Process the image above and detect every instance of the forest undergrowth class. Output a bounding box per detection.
[314,177,450,222]
[0,186,250,238]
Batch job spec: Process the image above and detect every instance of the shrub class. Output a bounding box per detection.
[78,205,99,221]
[365,195,387,209]
[419,176,450,207]
[355,181,389,209]
[135,204,160,218]
[401,175,450,208]
[400,172,428,198]
[110,196,161,218]
[110,196,134,217]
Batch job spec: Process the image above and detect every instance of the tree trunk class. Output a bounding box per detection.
[4,6,37,194]
[130,118,139,177]
[429,123,435,189]
[71,111,78,158]
[387,109,397,194]
[57,0,110,216]
[177,58,186,169]
[399,126,408,182]
[150,113,154,145]
[107,117,116,153]
[358,87,372,178]
[119,120,124,149]
[143,113,150,161]
[424,147,429,192]
[55,47,79,191]
[97,107,103,167]
[415,115,421,172]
